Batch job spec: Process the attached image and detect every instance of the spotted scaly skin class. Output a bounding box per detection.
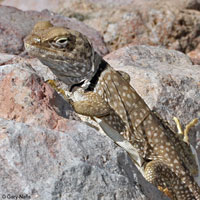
[24,21,200,200]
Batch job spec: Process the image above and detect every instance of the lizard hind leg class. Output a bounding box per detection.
[144,161,175,199]
[144,160,196,200]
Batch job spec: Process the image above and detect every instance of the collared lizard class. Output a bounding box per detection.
[24,21,200,200]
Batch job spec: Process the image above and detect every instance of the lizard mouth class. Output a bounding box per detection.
[25,43,91,78]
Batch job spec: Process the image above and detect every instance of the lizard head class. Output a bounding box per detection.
[24,21,101,88]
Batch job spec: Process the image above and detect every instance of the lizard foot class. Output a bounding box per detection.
[46,80,66,96]
[158,186,173,199]
[46,79,70,101]
[173,117,199,177]
[173,117,198,144]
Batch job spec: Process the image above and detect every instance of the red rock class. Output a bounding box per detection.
[0,56,78,131]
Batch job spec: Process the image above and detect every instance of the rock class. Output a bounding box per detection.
[0,5,108,56]
[2,1,200,54]
[0,54,79,131]
[52,0,200,53]
[187,45,200,65]
[0,117,169,200]
[105,45,200,156]
[2,1,200,53]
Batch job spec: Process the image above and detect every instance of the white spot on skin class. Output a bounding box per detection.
[109,87,114,92]
[135,119,140,125]
[176,165,180,169]
[114,75,118,80]
[174,159,179,164]
[107,74,111,80]
[133,112,138,116]
[167,157,171,162]
[132,93,137,100]
[114,81,120,86]
[122,86,128,91]
[126,101,132,108]
[122,92,126,97]
[147,131,151,136]
[139,112,144,118]
[149,138,152,143]
[147,120,152,124]
[98,90,103,96]
[113,101,118,108]
[160,139,164,144]
[150,126,154,130]
[154,138,159,143]
[171,151,175,155]
[164,153,169,157]
[181,170,186,175]
[127,94,131,99]
[114,94,119,99]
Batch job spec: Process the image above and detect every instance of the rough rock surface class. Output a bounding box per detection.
[0,55,78,131]
[0,5,108,56]
[0,118,169,200]
[2,1,200,55]
[63,0,200,53]
[0,54,169,200]
[187,44,200,65]
[6,0,199,54]
[105,45,200,156]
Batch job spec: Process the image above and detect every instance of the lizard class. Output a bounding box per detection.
[24,21,200,200]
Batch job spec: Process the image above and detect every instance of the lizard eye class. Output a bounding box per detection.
[51,37,69,48]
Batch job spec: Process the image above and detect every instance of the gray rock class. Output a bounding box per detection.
[0,118,169,200]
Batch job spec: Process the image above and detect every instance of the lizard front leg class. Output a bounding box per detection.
[70,88,111,117]
[68,88,146,174]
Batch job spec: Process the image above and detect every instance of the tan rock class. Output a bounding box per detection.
[187,45,200,65]
[55,0,200,53]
